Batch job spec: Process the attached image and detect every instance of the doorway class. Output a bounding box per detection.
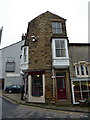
[56,76,67,99]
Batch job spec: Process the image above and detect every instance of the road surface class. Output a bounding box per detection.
[2,97,90,119]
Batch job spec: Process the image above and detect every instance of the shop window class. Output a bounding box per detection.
[72,80,90,104]
[73,81,81,102]
[52,22,62,34]
[5,62,15,72]
[31,74,43,96]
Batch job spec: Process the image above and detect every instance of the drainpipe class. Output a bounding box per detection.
[52,68,55,97]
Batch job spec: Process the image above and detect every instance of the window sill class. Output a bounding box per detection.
[76,75,89,78]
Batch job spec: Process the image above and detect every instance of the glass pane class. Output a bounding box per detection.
[6,62,15,72]
[60,40,65,48]
[56,49,60,57]
[52,22,62,34]
[88,81,90,90]
[80,65,84,75]
[82,92,89,99]
[52,22,60,28]
[55,40,60,48]
[32,74,43,96]
[73,81,80,91]
[81,81,87,91]
[24,47,27,55]
[57,78,65,89]
[85,66,89,75]
[74,91,81,102]
[76,66,79,75]
[61,49,66,57]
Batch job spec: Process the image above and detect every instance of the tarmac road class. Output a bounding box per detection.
[2,97,90,119]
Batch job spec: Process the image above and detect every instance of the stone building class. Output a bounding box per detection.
[69,43,90,104]
[21,11,71,104]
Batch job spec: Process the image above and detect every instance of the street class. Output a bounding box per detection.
[1,97,89,119]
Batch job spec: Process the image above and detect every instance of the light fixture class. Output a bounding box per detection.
[31,36,37,42]
[37,75,40,77]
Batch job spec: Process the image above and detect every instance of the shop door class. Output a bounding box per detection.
[56,77,67,99]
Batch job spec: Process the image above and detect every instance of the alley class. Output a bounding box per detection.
[2,97,89,119]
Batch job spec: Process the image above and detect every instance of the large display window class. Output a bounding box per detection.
[72,79,90,104]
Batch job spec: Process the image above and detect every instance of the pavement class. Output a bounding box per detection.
[1,90,90,114]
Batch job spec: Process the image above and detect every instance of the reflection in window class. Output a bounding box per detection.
[85,66,89,75]
[5,62,15,72]
[52,22,62,34]
[55,40,66,57]
[74,62,89,77]
[80,65,84,75]
[81,81,87,91]
[32,74,43,96]
[73,80,90,103]
[24,47,27,62]
[76,66,80,75]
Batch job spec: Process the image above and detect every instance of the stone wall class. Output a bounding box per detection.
[25,11,71,104]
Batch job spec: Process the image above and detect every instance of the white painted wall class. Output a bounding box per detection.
[0,49,2,79]
[1,40,25,88]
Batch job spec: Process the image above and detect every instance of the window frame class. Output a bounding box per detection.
[52,22,62,34]
[31,74,43,97]
[74,62,89,77]
[71,79,90,104]
[22,46,28,63]
[5,62,15,72]
[23,47,27,62]
[52,38,69,59]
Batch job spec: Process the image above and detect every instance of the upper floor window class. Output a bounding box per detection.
[52,38,68,59]
[55,40,66,57]
[24,47,27,62]
[5,62,15,72]
[74,61,89,77]
[52,22,62,34]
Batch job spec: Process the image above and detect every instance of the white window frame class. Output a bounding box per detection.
[52,38,69,59]
[74,62,89,77]
[28,74,45,103]
[71,79,90,104]
[22,46,28,63]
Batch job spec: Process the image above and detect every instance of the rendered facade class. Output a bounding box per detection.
[0,40,24,89]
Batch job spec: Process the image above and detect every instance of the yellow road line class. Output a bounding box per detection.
[19,104,89,115]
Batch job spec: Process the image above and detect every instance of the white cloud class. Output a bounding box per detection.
[0,0,89,48]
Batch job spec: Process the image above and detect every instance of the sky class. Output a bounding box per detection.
[0,0,89,48]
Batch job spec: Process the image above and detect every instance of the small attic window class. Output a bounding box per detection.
[52,22,62,34]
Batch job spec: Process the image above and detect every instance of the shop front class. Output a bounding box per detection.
[24,71,45,103]
[71,78,90,104]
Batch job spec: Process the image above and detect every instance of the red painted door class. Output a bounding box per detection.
[56,77,67,99]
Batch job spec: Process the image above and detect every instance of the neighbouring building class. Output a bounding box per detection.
[1,40,24,89]
[0,49,3,89]
[69,43,90,104]
[21,11,71,104]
